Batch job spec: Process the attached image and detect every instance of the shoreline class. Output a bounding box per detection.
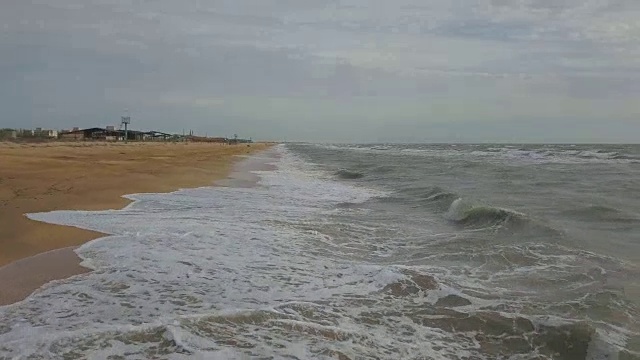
[0,246,89,306]
[0,141,273,306]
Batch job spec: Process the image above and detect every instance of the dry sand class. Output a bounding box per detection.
[0,141,272,305]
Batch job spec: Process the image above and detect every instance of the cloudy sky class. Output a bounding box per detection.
[2,0,639,142]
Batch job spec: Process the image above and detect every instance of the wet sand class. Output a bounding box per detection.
[0,247,88,306]
[0,141,272,306]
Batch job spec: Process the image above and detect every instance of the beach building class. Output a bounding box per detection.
[16,129,34,137]
[37,129,58,138]
[186,135,228,143]
[125,130,145,141]
[210,137,228,143]
[59,127,167,141]
[0,129,17,140]
[59,127,118,140]
[143,131,173,141]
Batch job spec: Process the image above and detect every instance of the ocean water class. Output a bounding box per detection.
[1,143,639,359]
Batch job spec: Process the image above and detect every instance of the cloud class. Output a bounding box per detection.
[0,0,639,141]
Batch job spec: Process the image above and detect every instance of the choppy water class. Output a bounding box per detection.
[1,143,639,359]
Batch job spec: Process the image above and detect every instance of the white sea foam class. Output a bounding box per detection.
[310,143,639,165]
[0,145,413,359]
[1,144,634,359]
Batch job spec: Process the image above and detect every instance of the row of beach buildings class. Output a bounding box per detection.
[0,127,252,144]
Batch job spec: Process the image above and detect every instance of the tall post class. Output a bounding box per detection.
[121,115,131,143]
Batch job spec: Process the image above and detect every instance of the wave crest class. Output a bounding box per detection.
[446,198,530,229]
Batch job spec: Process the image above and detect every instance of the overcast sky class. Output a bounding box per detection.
[2,0,639,142]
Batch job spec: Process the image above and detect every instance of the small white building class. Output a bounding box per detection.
[46,130,58,138]
[32,128,58,138]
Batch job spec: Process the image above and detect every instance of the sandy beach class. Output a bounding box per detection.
[0,141,271,305]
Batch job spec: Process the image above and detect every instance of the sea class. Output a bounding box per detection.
[1,143,639,359]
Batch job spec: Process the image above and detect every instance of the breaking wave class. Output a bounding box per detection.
[443,198,561,236]
[446,198,526,228]
[334,165,396,180]
[313,143,640,164]
[613,154,640,161]
[3,143,638,359]
[401,186,459,202]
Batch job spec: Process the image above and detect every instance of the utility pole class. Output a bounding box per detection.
[121,111,131,143]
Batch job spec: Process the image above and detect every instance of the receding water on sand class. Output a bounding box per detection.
[1,144,639,359]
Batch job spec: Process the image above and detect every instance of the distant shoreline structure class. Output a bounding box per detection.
[0,127,253,144]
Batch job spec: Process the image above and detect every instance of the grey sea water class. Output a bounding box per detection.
[1,143,639,359]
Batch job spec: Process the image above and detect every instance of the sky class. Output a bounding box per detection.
[1,0,639,143]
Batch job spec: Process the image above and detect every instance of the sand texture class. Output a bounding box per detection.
[0,141,271,305]
[0,247,89,306]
